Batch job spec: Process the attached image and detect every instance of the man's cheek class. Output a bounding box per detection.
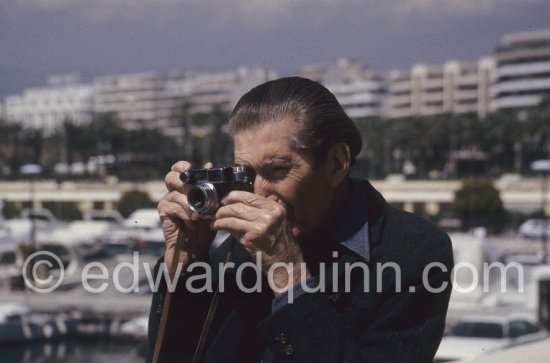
[291,225,302,239]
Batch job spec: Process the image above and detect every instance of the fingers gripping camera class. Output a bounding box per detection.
[180,166,254,218]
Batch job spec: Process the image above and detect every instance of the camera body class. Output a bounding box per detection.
[180,166,253,218]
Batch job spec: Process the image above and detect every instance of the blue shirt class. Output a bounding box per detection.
[272,178,370,311]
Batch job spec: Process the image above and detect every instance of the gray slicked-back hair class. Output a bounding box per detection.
[228,77,362,166]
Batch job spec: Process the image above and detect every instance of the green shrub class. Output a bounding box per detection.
[42,201,83,221]
[117,190,155,218]
[453,178,508,233]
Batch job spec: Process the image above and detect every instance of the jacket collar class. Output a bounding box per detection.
[328,178,388,262]
[362,179,388,248]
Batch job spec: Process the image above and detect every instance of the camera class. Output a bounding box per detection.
[180,166,254,217]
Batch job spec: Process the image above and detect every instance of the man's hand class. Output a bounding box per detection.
[212,191,310,294]
[158,161,216,268]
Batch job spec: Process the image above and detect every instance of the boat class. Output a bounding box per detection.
[0,303,78,345]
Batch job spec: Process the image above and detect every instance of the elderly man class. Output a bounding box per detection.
[148,77,454,363]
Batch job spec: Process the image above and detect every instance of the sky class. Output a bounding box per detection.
[1,0,549,97]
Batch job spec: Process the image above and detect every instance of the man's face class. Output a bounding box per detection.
[233,118,337,240]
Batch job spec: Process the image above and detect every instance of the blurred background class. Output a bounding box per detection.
[1,1,550,362]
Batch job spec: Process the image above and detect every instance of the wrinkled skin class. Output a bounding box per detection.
[158,117,351,293]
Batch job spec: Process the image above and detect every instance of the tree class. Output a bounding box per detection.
[453,178,508,232]
[88,113,127,170]
[117,190,155,218]
[526,96,550,168]
[1,201,19,219]
[171,102,233,167]
[63,119,96,165]
[18,128,44,171]
[173,100,194,161]
[352,116,385,179]
[0,120,21,176]
[195,106,232,166]
[42,201,83,221]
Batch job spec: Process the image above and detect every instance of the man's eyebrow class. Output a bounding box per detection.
[235,156,295,169]
[258,156,295,167]
[235,156,294,166]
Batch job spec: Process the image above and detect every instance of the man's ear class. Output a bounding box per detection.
[327,142,351,185]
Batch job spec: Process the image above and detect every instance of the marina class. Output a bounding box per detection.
[0,208,159,362]
[0,207,549,362]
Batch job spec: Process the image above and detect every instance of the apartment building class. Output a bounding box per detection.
[93,66,275,131]
[163,66,275,114]
[93,72,166,129]
[3,28,549,133]
[3,74,93,134]
[299,58,386,119]
[492,28,550,111]
[386,58,495,119]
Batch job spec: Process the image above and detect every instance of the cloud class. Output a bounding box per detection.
[23,0,74,8]
[10,0,548,31]
[194,0,362,29]
[16,0,350,26]
[206,0,319,29]
[384,0,541,16]
[17,0,183,22]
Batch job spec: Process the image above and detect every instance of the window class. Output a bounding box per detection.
[0,251,15,265]
[509,320,539,338]
[40,244,71,269]
[450,322,504,339]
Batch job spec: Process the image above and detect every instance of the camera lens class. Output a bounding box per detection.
[188,183,219,216]
[180,171,191,184]
[189,188,206,209]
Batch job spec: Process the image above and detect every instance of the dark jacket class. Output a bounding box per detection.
[147,180,454,363]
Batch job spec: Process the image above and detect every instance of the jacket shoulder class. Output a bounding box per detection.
[373,203,453,272]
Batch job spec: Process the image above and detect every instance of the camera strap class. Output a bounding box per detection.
[152,228,190,363]
[152,229,234,363]
[193,239,235,363]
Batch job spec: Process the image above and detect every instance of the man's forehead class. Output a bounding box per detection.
[233,117,298,138]
[232,119,307,165]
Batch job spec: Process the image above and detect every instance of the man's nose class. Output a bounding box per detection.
[253,175,273,197]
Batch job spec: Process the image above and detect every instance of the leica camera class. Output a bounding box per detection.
[180,166,253,217]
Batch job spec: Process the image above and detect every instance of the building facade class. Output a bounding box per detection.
[3,28,550,132]
[3,75,93,134]
[491,28,550,111]
[93,72,166,129]
[386,58,495,119]
[299,58,386,119]
[93,66,275,131]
